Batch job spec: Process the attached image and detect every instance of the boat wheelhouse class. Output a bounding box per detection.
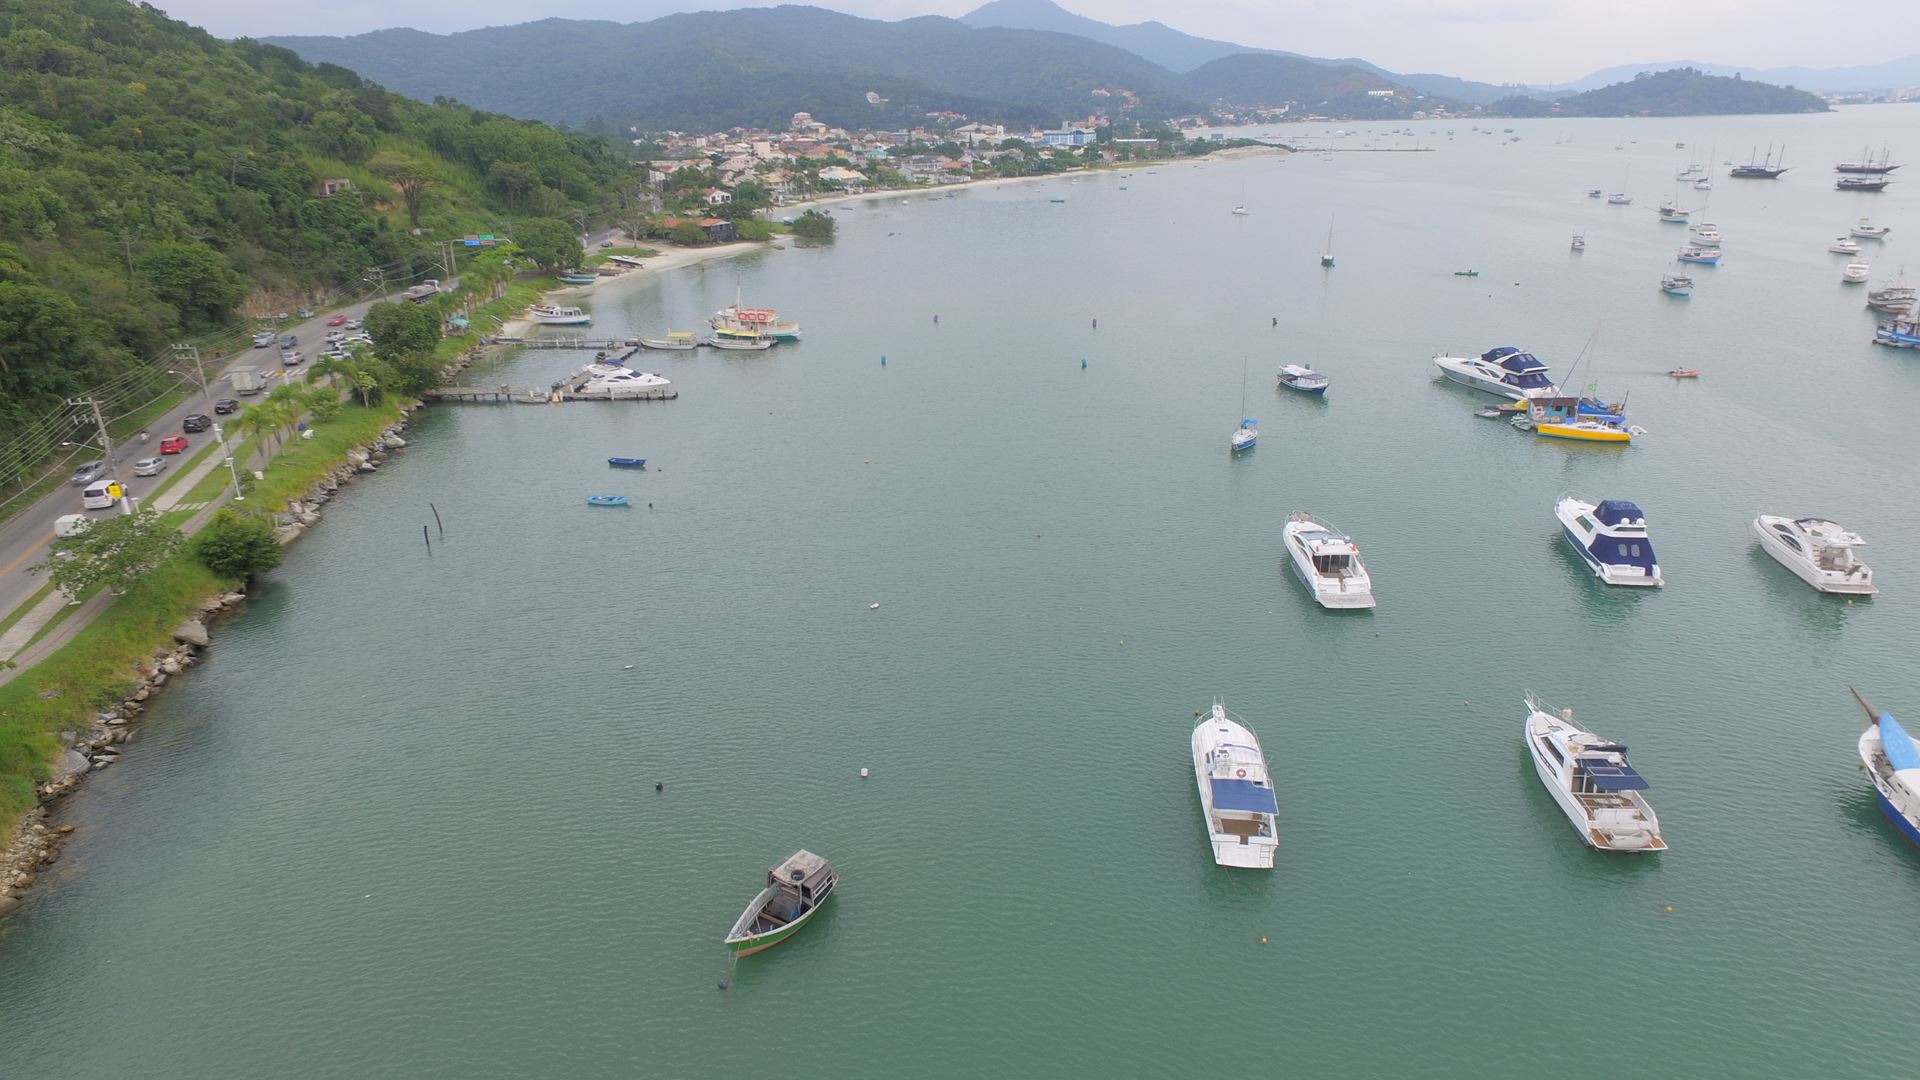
[1191,701,1279,869]
[1524,692,1667,852]
[1431,346,1560,400]
[1557,496,1661,585]
[724,850,837,956]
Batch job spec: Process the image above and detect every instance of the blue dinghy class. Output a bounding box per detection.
[587,495,630,507]
[608,457,647,468]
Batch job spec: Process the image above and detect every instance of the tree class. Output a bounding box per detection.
[362,300,440,361]
[193,509,283,579]
[370,153,442,226]
[513,217,583,271]
[35,510,181,598]
[669,221,708,247]
[791,210,836,239]
[136,242,247,327]
[487,160,542,205]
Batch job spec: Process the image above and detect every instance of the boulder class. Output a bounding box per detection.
[274,523,307,545]
[345,449,369,467]
[298,512,321,527]
[0,895,20,919]
[172,620,211,647]
[159,657,182,676]
[149,672,167,687]
[220,593,246,606]
[51,749,89,783]
[383,435,407,450]
[357,462,377,474]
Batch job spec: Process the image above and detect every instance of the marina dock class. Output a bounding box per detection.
[425,348,676,404]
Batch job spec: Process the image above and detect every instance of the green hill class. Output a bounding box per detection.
[0,0,623,448]
[1495,68,1830,117]
[1181,54,1400,110]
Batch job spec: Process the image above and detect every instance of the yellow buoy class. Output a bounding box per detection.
[1665,906,1673,913]
[1260,937,1267,944]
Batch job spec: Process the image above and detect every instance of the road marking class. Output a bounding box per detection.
[0,532,53,579]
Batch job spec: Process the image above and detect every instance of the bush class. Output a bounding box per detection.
[669,222,708,246]
[734,217,774,241]
[793,210,836,239]
[193,510,283,579]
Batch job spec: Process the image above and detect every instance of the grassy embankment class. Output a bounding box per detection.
[432,276,559,364]
[0,400,404,834]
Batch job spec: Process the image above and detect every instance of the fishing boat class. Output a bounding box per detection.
[1844,261,1872,284]
[1688,223,1721,243]
[586,495,630,507]
[1276,364,1330,395]
[1586,189,1604,198]
[1191,700,1279,869]
[712,299,802,341]
[708,335,774,352]
[1853,691,1920,849]
[1667,368,1700,378]
[1530,398,1636,444]
[1431,346,1560,400]
[1752,516,1876,595]
[1570,233,1586,251]
[529,304,591,325]
[1523,692,1667,852]
[1830,237,1863,255]
[1660,273,1694,297]
[1837,176,1891,192]
[639,331,699,350]
[1556,496,1661,584]
[1851,218,1891,239]
[558,271,598,286]
[1867,270,1917,312]
[1282,512,1376,609]
[1676,245,1721,266]
[1231,205,1249,216]
[607,457,647,469]
[1730,146,1789,178]
[1606,192,1632,205]
[723,850,837,957]
[1871,313,1920,348]
[1319,218,1335,267]
[1836,148,1901,174]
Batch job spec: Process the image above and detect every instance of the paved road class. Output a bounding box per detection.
[0,282,450,619]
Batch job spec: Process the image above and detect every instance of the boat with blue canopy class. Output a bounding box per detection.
[1191,700,1279,868]
[586,495,630,507]
[1431,346,1560,400]
[1854,690,1920,849]
[607,457,647,468]
[1524,692,1667,851]
[1557,496,1662,586]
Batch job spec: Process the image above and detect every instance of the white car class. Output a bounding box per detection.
[325,330,346,343]
[252,332,275,348]
[133,457,166,477]
[79,480,120,510]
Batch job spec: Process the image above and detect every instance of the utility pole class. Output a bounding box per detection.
[365,265,387,297]
[171,345,244,503]
[67,395,130,515]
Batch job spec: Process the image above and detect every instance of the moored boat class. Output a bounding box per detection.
[1752,515,1875,595]
[1830,237,1863,255]
[1660,273,1693,297]
[708,335,775,351]
[1843,261,1871,284]
[1854,691,1920,848]
[1730,147,1788,178]
[1570,232,1586,251]
[558,272,598,286]
[1431,346,1560,400]
[529,304,591,325]
[1527,396,1637,443]
[1851,218,1891,239]
[1606,192,1632,204]
[1191,701,1279,869]
[640,331,699,350]
[1688,222,1721,244]
[1867,270,1916,312]
[1282,512,1375,609]
[1656,201,1690,221]
[586,495,630,507]
[1556,496,1660,585]
[581,367,673,399]
[1276,364,1330,394]
[1524,692,1667,851]
[1836,148,1901,174]
[1230,418,1257,452]
[723,850,837,956]
[1837,176,1891,192]
[1676,245,1721,266]
[607,457,647,468]
[1667,368,1700,378]
[1872,313,1920,348]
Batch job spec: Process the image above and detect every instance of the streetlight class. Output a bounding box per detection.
[170,345,243,503]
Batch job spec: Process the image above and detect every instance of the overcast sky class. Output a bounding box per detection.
[157,0,1914,85]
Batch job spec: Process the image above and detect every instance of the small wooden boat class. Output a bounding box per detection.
[724,850,836,957]
[708,336,774,351]
[586,495,630,507]
[639,332,698,351]
[607,457,647,468]
[1454,269,1480,277]
[1667,369,1700,379]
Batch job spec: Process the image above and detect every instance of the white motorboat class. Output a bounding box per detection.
[1851,218,1891,239]
[1556,496,1662,587]
[1688,222,1721,243]
[528,304,590,325]
[1843,261,1872,284]
[1655,201,1690,221]
[1282,512,1376,609]
[1853,691,1920,849]
[1431,346,1560,400]
[1231,205,1249,216]
[1693,177,1712,190]
[1275,364,1330,394]
[1523,692,1667,852]
[1606,192,1632,205]
[1586,189,1604,198]
[1830,237,1862,255]
[1660,273,1693,297]
[1191,701,1279,869]
[579,365,673,399]
[1752,515,1876,595]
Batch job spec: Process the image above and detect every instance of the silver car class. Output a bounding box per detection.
[133,457,166,477]
[69,460,106,486]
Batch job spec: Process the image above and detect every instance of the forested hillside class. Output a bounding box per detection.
[0,0,623,448]
[1496,68,1830,117]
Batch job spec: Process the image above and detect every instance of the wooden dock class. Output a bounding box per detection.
[424,356,677,405]
[488,335,640,350]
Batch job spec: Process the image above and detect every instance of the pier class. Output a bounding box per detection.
[424,356,677,405]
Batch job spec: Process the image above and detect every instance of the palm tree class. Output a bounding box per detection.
[233,406,279,469]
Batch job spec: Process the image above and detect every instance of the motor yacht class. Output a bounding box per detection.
[1431,346,1559,400]
[1677,246,1721,266]
[1282,512,1376,609]
[580,366,673,399]
[1852,218,1891,239]
[1844,261,1872,284]
[1688,222,1721,243]
[1524,692,1666,851]
[1752,515,1876,594]
[1191,701,1279,869]
[1557,496,1660,585]
[1606,192,1632,204]
[1831,237,1863,255]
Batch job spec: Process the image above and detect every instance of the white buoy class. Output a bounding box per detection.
[859,768,869,779]
[868,602,880,610]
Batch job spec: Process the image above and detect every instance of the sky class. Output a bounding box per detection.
[154,0,1916,85]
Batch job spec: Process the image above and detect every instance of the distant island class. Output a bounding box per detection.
[1494,68,1830,117]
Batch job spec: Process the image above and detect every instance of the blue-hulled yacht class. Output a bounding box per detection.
[1854,690,1920,848]
[1231,419,1257,452]
[1556,496,1662,586]
[1431,346,1560,400]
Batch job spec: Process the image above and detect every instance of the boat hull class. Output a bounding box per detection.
[724,885,832,956]
[1536,422,1632,443]
[1556,502,1662,586]
[1874,788,1920,848]
[1431,357,1557,401]
[1283,524,1376,609]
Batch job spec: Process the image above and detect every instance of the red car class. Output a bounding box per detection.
[326,315,348,326]
[158,435,188,454]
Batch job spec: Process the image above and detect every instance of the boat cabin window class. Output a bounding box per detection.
[1539,737,1564,765]
[1313,553,1351,574]
[1579,516,1597,532]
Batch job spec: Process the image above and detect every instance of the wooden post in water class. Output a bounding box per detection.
[422,524,431,555]
[430,502,444,537]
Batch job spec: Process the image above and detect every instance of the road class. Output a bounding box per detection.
[0,282,451,619]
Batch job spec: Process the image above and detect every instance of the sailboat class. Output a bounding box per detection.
[1231,182,1249,215]
[1231,358,1257,452]
[1319,217,1335,267]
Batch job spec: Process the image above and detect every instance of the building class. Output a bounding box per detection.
[1366,89,1396,99]
[1038,128,1095,147]
[701,188,733,206]
[817,166,867,188]
[659,217,738,244]
[315,178,353,197]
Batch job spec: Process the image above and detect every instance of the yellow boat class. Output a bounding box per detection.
[1527,397,1634,443]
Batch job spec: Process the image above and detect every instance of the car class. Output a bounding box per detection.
[158,436,188,455]
[599,240,614,249]
[69,460,107,486]
[321,349,350,362]
[279,334,298,348]
[326,315,347,327]
[182,414,212,433]
[54,514,91,539]
[214,398,240,414]
[133,457,166,477]
[325,329,345,341]
[298,308,313,319]
[252,332,274,349]
[79,480,120,510]
[345,318,361,330]
[280,350,305,366]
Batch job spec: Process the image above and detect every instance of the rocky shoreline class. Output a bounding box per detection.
[0,404,424,923]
